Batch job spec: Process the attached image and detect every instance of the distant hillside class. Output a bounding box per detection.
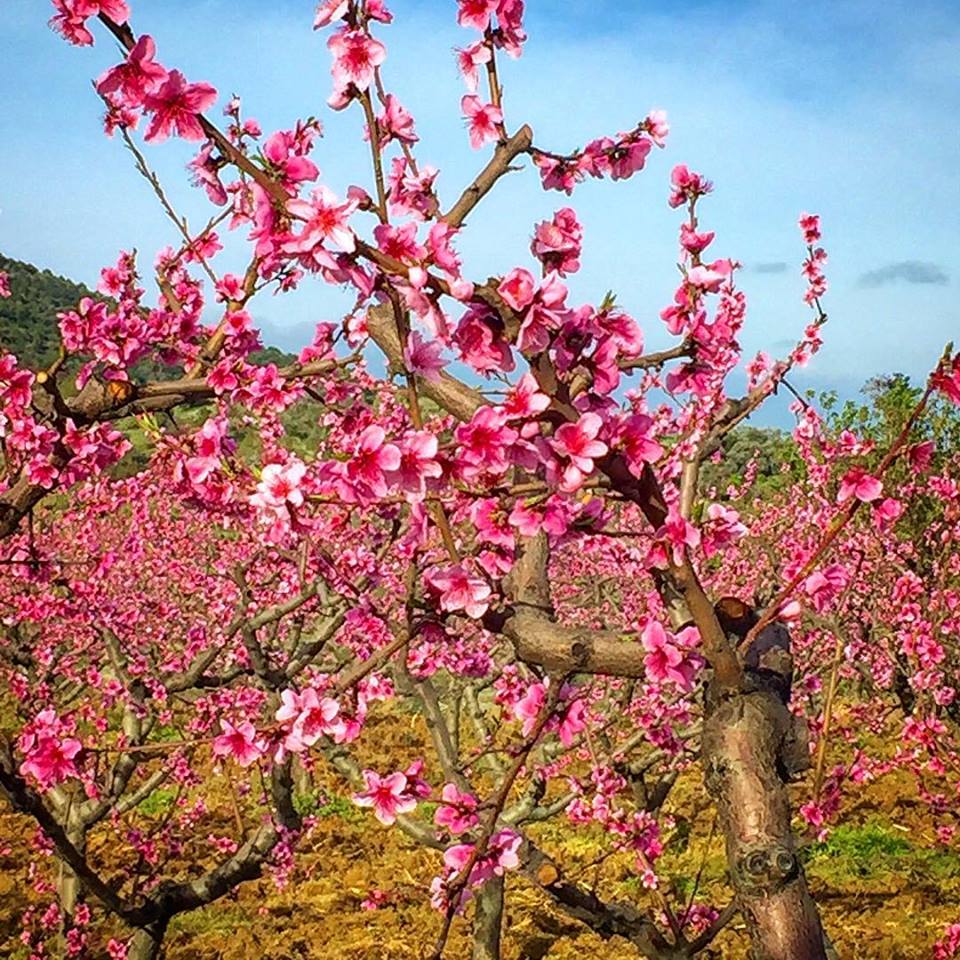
[0,254,296,376]
[0,253,95,370]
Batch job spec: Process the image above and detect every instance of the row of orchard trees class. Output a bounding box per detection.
[2,1,960,958]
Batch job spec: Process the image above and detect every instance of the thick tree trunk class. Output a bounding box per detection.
[128,918,169,960]
[472,875,505,960]
[702,685,826,960]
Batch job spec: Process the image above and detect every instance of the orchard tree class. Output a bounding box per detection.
[2,2,960,959]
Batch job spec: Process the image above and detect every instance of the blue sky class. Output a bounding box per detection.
[2,0,958,424]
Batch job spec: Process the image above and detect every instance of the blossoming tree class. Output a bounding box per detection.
[2,2,960,959]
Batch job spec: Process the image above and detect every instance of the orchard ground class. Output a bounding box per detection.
[2,699,957,960]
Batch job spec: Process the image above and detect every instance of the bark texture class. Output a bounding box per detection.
[702,673,826,960]
[472,876,505,960]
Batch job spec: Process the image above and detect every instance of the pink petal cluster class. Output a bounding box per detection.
[18,710,83,789]
[837,466,882,504]
[425,564,493,619]
[327,27,386,103]
[531,208,583,276]
[433,829,522,910]
[435,783,480,835]
[143,70,217,143]
[250,458,308,525]
[212,720,266,767]
[50,0,129,46]
[549,412,608,492]
[461,95,503,149]
[353,769,419,825]
[641,622,698,691]
[276,688,344,754]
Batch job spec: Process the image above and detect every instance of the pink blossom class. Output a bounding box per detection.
[837,466,882,504]
[498,268,536,312]
[441,828,521,889]
[513,681,546,734]
[517,270,568,354]
[702,503,747,556]
[50,0,129,46]
[353,769,417,825]
[26,455,60,489]
[679,222,715,256]
[285,186,358,256]
[0,272,10,298]
[389,431,443,499]
[641,621,695,690]
[469,498,515,550]
[345,425,401,499]
[427,222,462,276]
[644,108,670,146]
[455,40,492,91]
[557,697,587,747]
[106,936,129,958]
[778,600,803,623]
[668,164,713,208]
[461,95,503,149]
[503,372,550,419]
[276,688,342,752]
[934,923,960,960]
[378,93,418,144]
[142,70,217,143]
[313,0,348,28]
[686,260,733,292]
[435,783,479,835]
[617,414,663,476]
[798,212,822,246]
[933,354,960,407]
[96,34,168,106]
[425,564,492,619]
[803,564,847,613]
[454,308,515,374]
[328,27,386,95]
[550,412,607,491]
[374,221,426,263]
[531,208,582,276]
[655,508,701,566]
[187,142,227,204]
[454,406,517,477]
[403,332,445,383]
[212,720,265,767]
[607,137,652,180]
[263,128,320,185]
[874,496,904,530]
[251,458,307,511]
[366,0,393,23]
[908,440,935,472]
[494,0,526,56]
[456,0,498,31]
[19,725,83,789]
[489,828,522,871]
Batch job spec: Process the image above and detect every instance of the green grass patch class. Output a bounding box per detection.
[293,790,362,822]
[169,905,251,937]
[137,786,177,817]
[804,819,960,887]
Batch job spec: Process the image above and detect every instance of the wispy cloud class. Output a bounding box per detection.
[750,261,789,273]
[858,260,949,287]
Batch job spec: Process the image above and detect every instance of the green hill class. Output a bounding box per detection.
[0,253,94,369]
[0,254,330,475]
[0,253,297,376]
